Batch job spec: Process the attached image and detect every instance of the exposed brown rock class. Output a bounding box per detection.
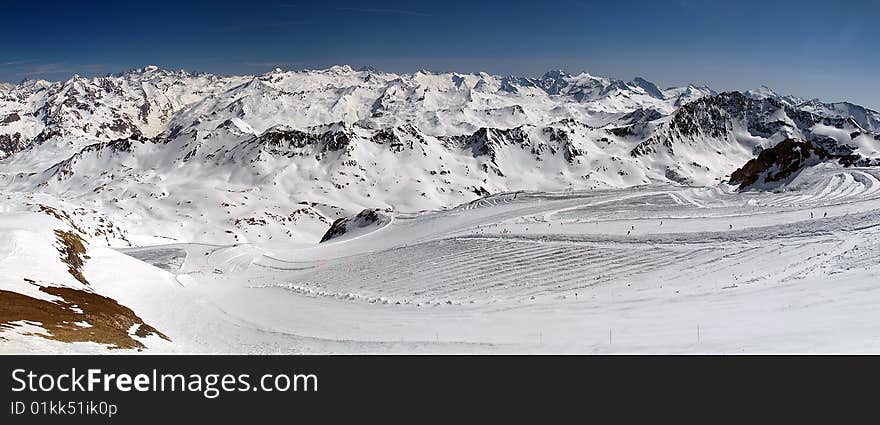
[0,284,169,350]
[53,230,90,285]
[1,112,20,124]
[320,209,385,242]
[730,139,829,189]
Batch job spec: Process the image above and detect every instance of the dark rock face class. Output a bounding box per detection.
[320,209,384,243]
[370,128,400,146]
[368,125,425,153]
[320,219,348,243]
[447,126,582,170]
[727,139,866,189]
[452,127,529,160]
[0,132,26,157]
[628,91,874,160]
[1,112,21,124]
[471,186,491,197]
[33,126,63,146]
[666,91,759,139]
[243,127,354,161]
[618,108,663,125]
[543,127,582,162]
[730,139,825,188]
[536,70,570,95]
[442,127,528,177]
[664,168,692,185]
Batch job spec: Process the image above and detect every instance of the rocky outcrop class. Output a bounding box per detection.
[729,139,866,189]
[1,112,20,124]
[320,209,389,243]
[0,132,26,158]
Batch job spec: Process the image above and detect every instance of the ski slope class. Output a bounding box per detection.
[1,64,879,353]
[3,164,872,353]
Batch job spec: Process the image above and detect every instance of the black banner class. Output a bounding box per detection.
[0,355,870,422]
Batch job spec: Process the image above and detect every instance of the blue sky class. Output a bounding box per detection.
[2,0,878,108]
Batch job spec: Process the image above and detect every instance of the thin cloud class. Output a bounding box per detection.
[336,7,430,17]
[28,63,75,74]
[18,63,111,78]
[2,60,36,67]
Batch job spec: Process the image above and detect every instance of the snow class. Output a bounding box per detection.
[2,163,879,353]
[0,212,87,301]
[2,65,880,353]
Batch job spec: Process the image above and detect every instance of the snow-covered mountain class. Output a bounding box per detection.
[4,65,880,354]
[746,86,880,132]
[0,65,712,163]
[1,65,878,245]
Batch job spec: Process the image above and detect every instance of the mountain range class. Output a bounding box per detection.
[1,65,878,244]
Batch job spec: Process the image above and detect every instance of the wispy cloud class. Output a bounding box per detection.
[27,63,76,74]
[14,62,111,78]
[1,59,36,67]
[336,7,430,17]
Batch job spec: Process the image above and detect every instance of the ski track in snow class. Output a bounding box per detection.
[4,66,880,353]
[12,165,867,353]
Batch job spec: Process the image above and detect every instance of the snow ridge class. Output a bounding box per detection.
[1,66,879,245]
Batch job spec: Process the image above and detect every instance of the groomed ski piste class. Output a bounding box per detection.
[3,65,880,353]
[4,163,879,353]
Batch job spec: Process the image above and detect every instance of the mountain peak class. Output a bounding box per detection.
[328,65,355,74]
[745,85,806,107]
[629,77,664,99]
[541,69,569,80]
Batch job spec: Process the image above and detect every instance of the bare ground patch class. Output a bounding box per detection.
[53,229,90,285]
[0,283,169,350]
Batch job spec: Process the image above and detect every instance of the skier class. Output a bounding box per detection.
[729,224,733,230]
[824,212,828,218]
[811,212,814,219]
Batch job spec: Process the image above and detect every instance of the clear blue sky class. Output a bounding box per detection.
[2,0,878,109]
